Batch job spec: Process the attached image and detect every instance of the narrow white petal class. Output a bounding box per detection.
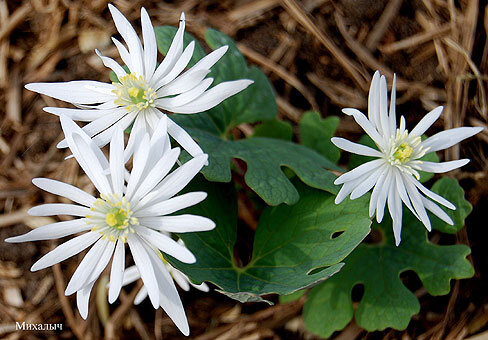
[379,75,390,136]
[394,170,419,219]
[91,111,137,149]
[139,215,215,233]
[191,45,228,71]
[403,175,431,231]
[342,108,386,150]
[422,127,483,152]
[169,79,253,114]
[417,159,469,173]
[108,240,125,304]
[121,266,141,286]
[410,106,443,137]
[369,166,389,217]
[367,71,381,131]
[399,115,406,135]
[388,74,397,132]
[144,243,189,336]
[43,107,109,122]
[31,232,100,271]
[124,114,147,163]
[32,178,96,207]
[25,81,115,104]
[112,37,133,72]
[151,14,185,83]
[350,164,385,199]
[28,204,89,217]
[375,168,393,223]
[110,126,125,196]
[5,219,90,243]
[141,7,157,79]
[157,69,210,97]
[76,281,95,320]
[155,41,195,88]
[156,78,213,109]
[125,134,151,200]
[95,49,127,79]
[421,196,454,225]
[134,286,148,305]
[387,180,403,246]
[334,159,384,185]
[108,4,144,76]
[134,192,207,217]
[65,238,113,295]
[334,171,372,204]
[167,118,205,158]
[127,235,160,308]
[331,137,383,157]
[171,269,190,291]
[411,177,455,210]
[191,281,210,292]
[136,226,196,263]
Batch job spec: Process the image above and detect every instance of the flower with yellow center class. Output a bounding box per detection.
[331,70,483,245]
[25,4,253,162]
[6,116,216,336]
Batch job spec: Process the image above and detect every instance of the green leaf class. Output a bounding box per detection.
[154,26,206,68]
[299,112,340,163]
[430,177,472,233]
[348,134,439,183]
[279,289,307,303]
[303,178,474,337]
[168,178,372,304]
[253,120,293,141]
[178,127,341,205]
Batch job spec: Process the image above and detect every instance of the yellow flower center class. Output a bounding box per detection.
[113,73,157,112]
[393,143,414,163]
[86,194,139,243]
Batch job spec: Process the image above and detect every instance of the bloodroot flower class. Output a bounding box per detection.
[25,5,252,160]
[332,70,482,245]
[5,116,215,335]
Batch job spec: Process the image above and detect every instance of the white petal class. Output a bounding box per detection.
[191,45,228,71]
[141,7,157,79]
[108,4,144,76]
[388,74,397,132]
[31,232,100,271]
[191,281,209,292]
[155,41,195,87]
[144,243,189,336]
[136,226,196,263]
[76,281,95,320]
[124,113,147,163]
[32,178,96,207]
[139,215,215,233]
[91,111,137,149]
[334,170,372,204]
[157,69,210,97]
[367,71,381,131]
[368,166,389,217]
[342,108,386,150]
[95,49,127,79]
[417,159,469,173]
[121,265,141,286]
[151,14,185,83]
[131,148,180,204]
[421,196,454,225]
[167,118,205,158]
[109,240,126,304]
[411,177,455,209]
[171,269,190,291]
[28,204,89,217]
[110,126,125,196]
[387,178,403,246]
[422,126,483,152]
[394,170,419,219]
[65,237,114,295]
[134,286,148,305]
[78,108,128,139]
[5,219,90,243]
[334,159,384,185]
[331,137,383,157]
[127,235,159,308]
[403,175,432,231]
[169,79,253,114]
[349,164,385,199]
[134,192,207,217]
[379,75,390,136]
[375,167,393,223]
[156,78,213,109]
[138,154,207,208]
[25,81,115,104]
[125,134,151,200]
[112,37,133,72]
[410,106,443,137]
[43,107,109,122]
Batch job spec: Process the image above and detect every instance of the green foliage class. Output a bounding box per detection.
[299,112,340,163]
[253,120,293,141]
[155,27,341,205]
[167,178,371,304]
[349,134,439,183]
[303,178,474,338]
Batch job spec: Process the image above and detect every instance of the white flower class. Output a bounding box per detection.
[5,115,215,335]
[25,5,253,161]
[332,70,482,245]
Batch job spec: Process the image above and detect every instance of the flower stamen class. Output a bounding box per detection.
[113,73,157,112]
